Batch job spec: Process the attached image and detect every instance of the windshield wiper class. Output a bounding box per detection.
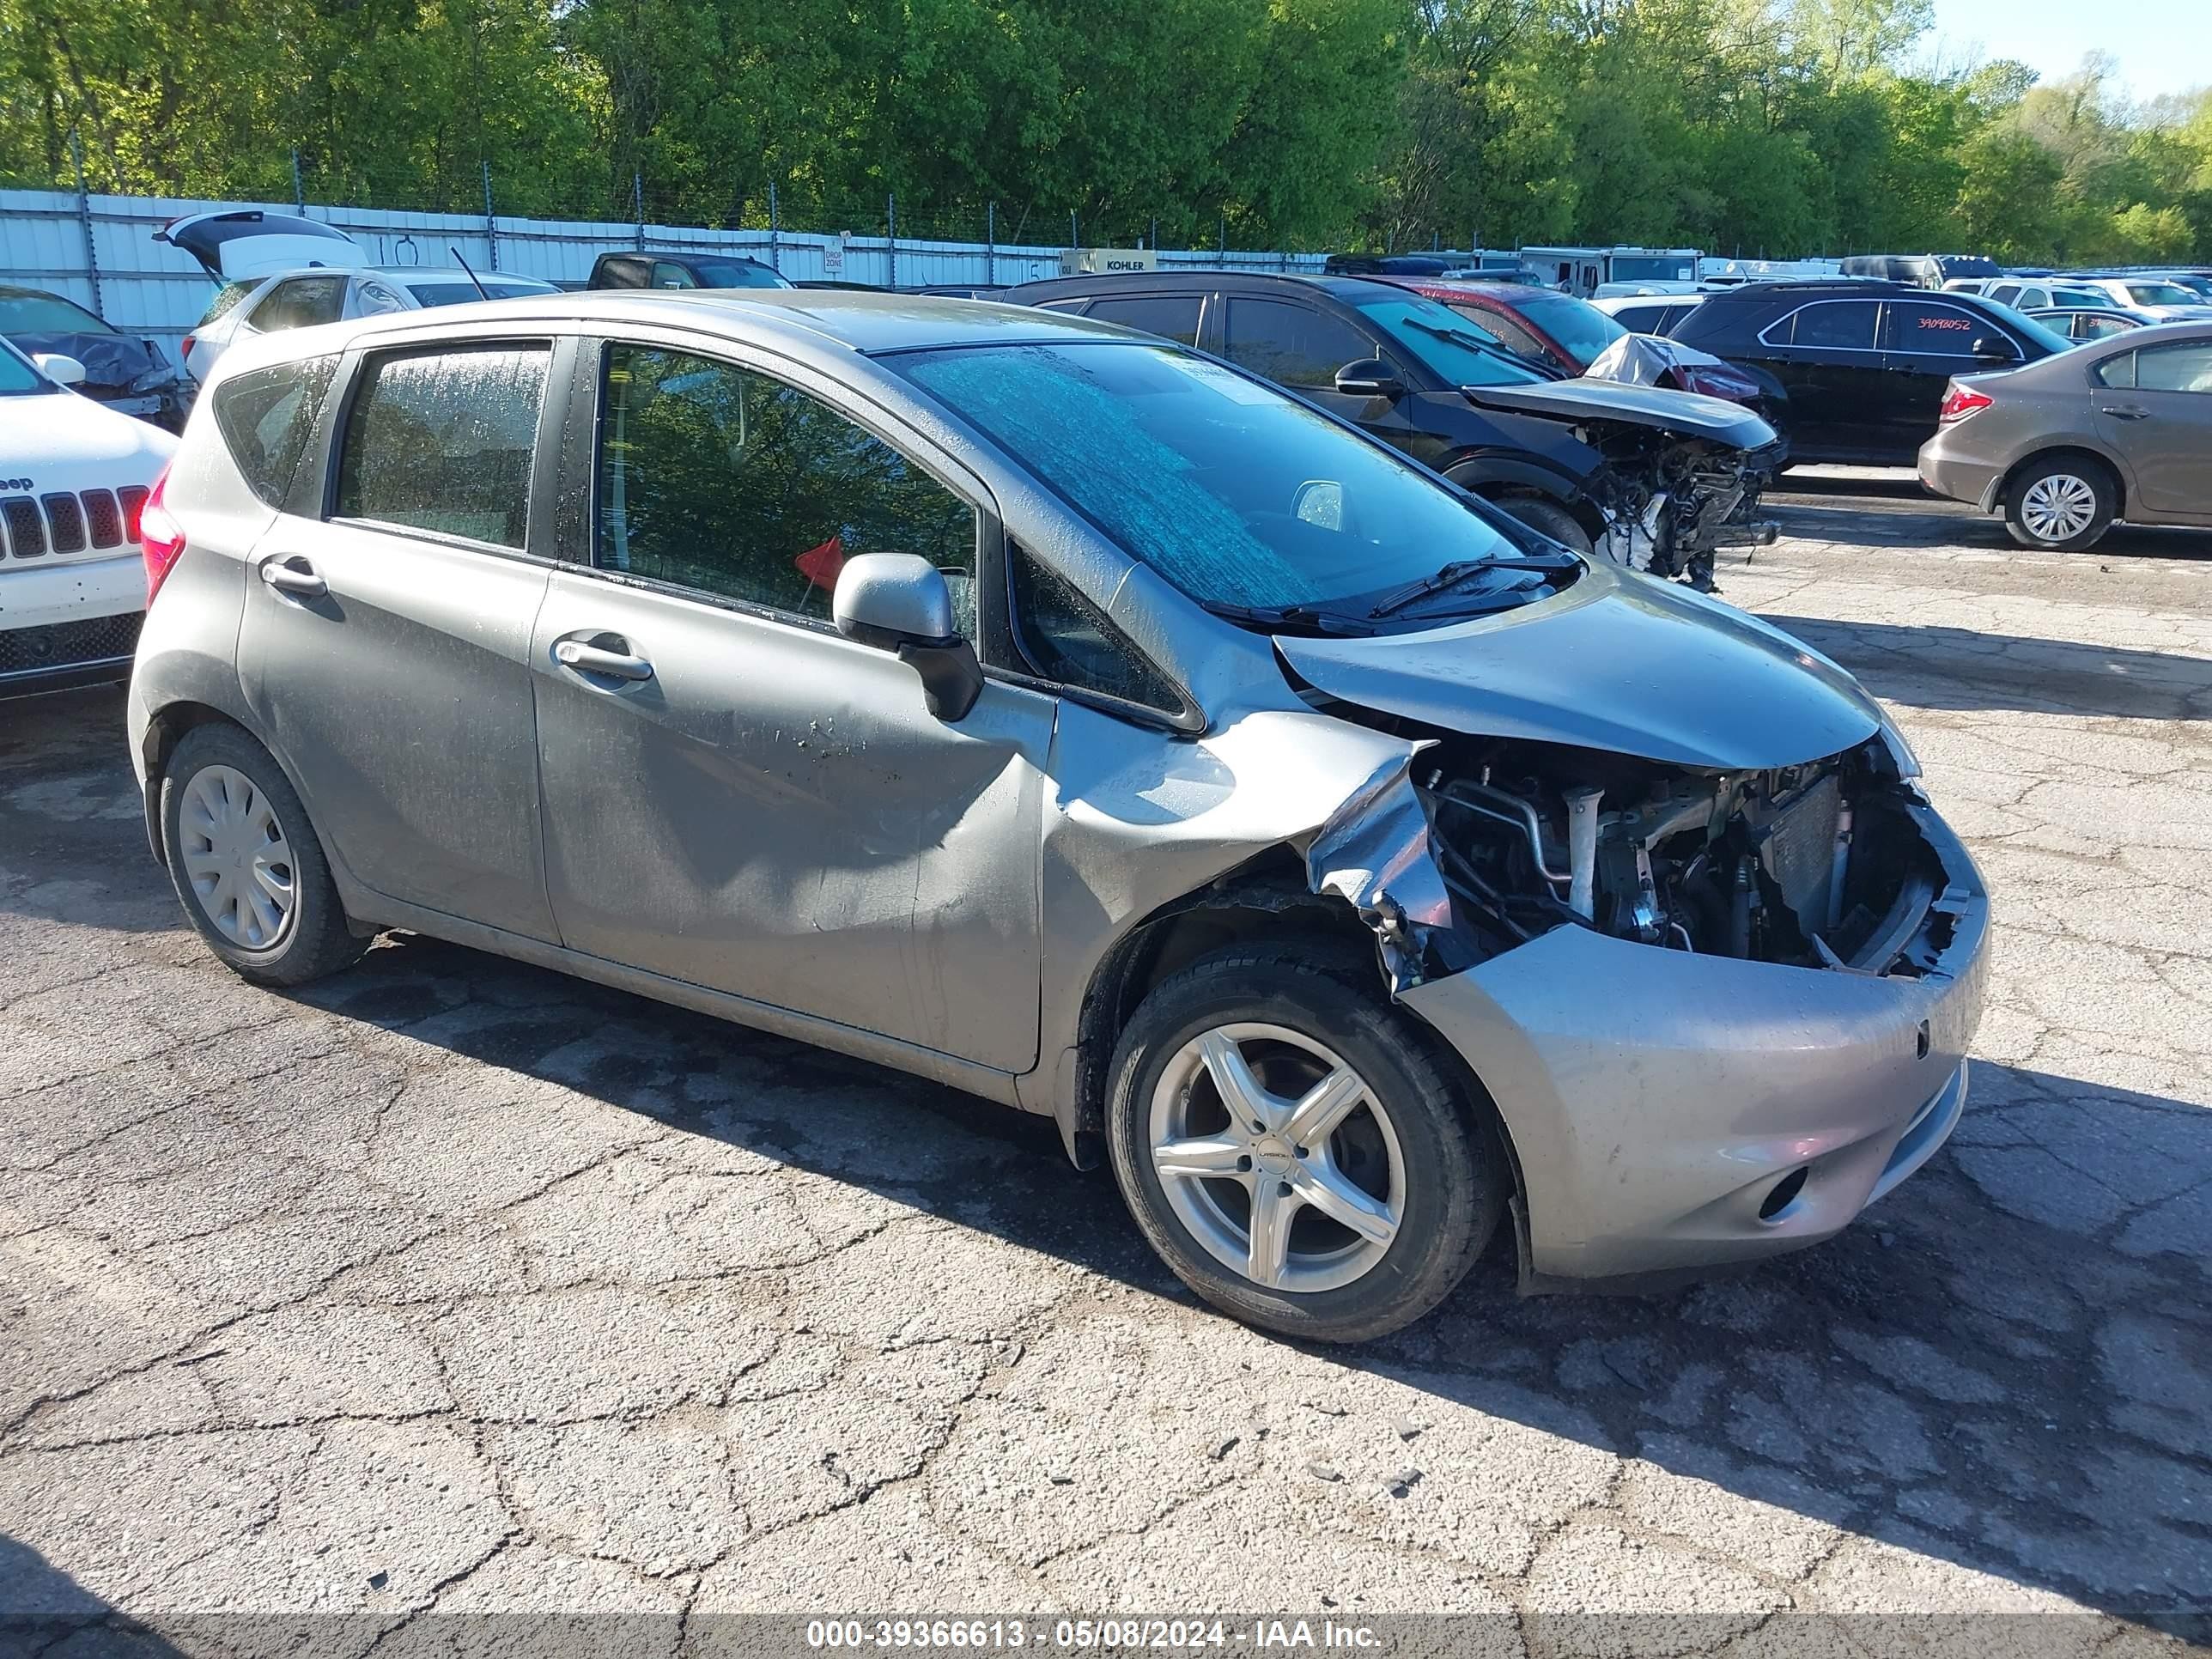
[1200,600,1375,636]
[1398,318,1562,380]
[1366,552,1577,618]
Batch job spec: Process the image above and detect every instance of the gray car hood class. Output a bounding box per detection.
[1462,378,1775,446]
[1277,560,1881,770]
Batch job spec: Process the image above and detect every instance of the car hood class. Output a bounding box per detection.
[4,329,168,392]
[0,385,176,492]
[1461,378,1776,447]
[1277,559,1882,769]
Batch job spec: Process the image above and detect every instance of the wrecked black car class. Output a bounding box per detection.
[1006,270,1782,590]
[0,284,191,433]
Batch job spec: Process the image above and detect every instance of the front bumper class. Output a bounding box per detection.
[1401,799,1989,1284]
[0,555,145,696]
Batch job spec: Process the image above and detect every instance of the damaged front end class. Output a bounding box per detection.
[1464,380,1784,591]
[1305,729,1989,1288]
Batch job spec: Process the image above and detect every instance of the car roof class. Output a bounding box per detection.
[1002,270,1402,307]
[278,288,1135,359]
[1701,278,1906,301]
[0,283,86,302]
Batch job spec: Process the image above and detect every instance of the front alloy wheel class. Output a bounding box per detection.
[1106,944,1505,1342]
[1149,1023,1404,1294]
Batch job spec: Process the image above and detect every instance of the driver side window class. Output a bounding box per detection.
[1222,298,1376,390]
[595,344,978,630]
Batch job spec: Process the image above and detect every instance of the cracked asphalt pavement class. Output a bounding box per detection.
[1,472,2208,1656]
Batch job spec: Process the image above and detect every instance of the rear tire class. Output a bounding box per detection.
[161,723,368,988]
[2004,456,2114,551]
[1104,943,1506,1343]
[1490,495,1595,556]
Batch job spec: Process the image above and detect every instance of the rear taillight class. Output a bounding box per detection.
[139,464,186,603]
[179,335,195,363]
[1939,384,1994,423]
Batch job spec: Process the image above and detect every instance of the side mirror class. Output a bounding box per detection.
[1334,358,1402,398]
[832,551,983,722]
[1969,336,2017,363]
[33,353,86,386]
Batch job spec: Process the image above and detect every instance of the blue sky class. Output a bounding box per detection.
[1926,0,2209,101]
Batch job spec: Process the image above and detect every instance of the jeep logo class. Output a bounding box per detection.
[0,477,32,493]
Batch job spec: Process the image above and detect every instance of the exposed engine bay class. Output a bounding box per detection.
[1410,736,1946,976]
[1584,427,1786,592]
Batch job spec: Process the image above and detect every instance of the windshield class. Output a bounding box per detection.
[0,341,53,395]
[2051,288,2117,308]
[0,291,113,335]
[897,341,1538,616]
[1349,295,1542,385]
[1610,255,1695,283]
[690,259,791,290]
[1500,291,1629,365]
[2125,282,2198,307]
[404,279,554,307]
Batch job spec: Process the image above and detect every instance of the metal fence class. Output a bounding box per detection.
[0,185,1326,366]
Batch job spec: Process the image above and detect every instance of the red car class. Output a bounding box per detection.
[1379,278,1768,407]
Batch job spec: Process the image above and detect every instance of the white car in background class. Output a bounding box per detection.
[0,338,176,697]
[2057,276,2212,321]
[155,209,556,380]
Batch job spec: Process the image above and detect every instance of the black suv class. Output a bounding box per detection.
[587,252,791,291]
[1006,270,1777,556]
[1667,279,2068,465]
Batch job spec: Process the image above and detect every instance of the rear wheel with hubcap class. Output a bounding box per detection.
[161,723,368,987]
[1106,945,1506,1341]
[2005,456,2114,551]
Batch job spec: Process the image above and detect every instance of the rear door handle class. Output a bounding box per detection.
[2106,406,2152,421]
[554,637,655,682]
[259,556,326,599]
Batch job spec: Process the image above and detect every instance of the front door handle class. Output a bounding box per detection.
[2106,405,2153,421]
[259,556,326,599]
[555,637,655,682]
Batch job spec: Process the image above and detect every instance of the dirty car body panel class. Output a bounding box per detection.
[131,290,1990,1330]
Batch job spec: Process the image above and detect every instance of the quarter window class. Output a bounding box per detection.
[595,344,977,629]
[251,276,348,333]
[213,356,339,507]
[1781,301,1879,349]
[335,344,547,549]
[1009,543,1182,714]
[1222,298,1375,389]
[1083,295,1204,348]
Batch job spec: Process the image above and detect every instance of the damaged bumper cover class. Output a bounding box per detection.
[1310,763,1989,1288]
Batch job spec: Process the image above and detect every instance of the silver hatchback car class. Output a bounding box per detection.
[129,293,1989,1340]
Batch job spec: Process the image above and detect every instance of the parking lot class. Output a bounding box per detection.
[2,475,2209,1654]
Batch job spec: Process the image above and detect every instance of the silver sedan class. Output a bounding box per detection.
[129,292,1987,1340]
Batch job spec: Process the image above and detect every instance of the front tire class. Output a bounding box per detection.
[2005,456,2114,550]
[1105,944,1506,1342]
[161,722,368,987]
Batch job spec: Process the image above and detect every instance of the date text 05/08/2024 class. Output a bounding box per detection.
[805,1620,1385,1650]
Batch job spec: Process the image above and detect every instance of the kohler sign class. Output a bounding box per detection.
[1058,247,1158,275]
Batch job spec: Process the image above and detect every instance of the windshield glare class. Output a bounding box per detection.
[2126,283,2197,307]
[1349,295,1541,386]
[0,292,114,335]
[898,341,1535,614]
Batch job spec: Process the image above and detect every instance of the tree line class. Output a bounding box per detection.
[2,0,2207,263]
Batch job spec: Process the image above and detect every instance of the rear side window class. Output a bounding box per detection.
[335,344,548,548]
[1222,298,1373,389]
[1881,301,1980,353]
[198,283,258,329]
[251,276,348,333]
[212,356,339,507]
[2136,342,2212,392]
[1780,301,1878,349]
[1083,295,1204,347]
[1611,304,1668,332]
